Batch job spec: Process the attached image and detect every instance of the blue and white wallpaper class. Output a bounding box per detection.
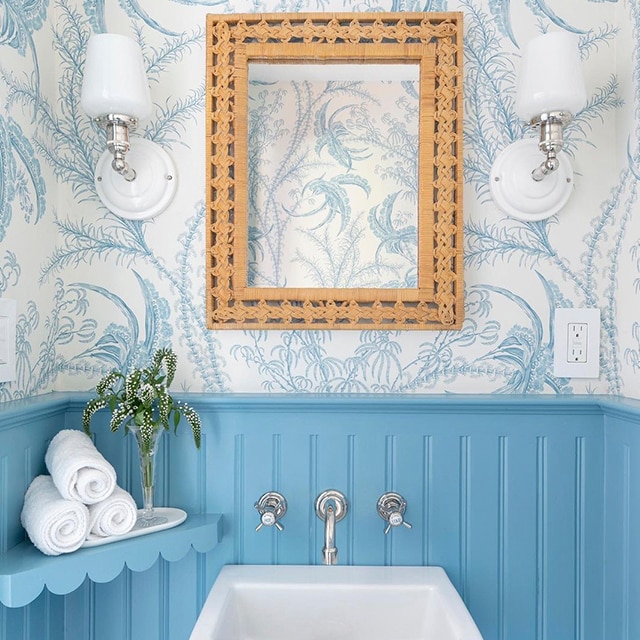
[0,0,637,399]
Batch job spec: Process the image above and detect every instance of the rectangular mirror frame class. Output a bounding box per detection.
[206,12,463,330]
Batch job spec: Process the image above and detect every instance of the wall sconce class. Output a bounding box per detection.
[490,32,587,221]
[81,33,177,220]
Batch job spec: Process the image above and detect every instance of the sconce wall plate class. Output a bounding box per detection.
[94,138,177,221]
[489,138,573,222]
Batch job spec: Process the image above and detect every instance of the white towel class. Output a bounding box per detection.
[21,475,89,556]
[87,485,138,538]
[45,429,117,505]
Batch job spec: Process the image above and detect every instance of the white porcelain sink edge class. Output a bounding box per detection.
[190,565,484,640]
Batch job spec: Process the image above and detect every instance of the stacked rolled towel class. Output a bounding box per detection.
[87,485,138,539]
[45,429,117,504]
[21,475,89,556]
[21,429,139,554]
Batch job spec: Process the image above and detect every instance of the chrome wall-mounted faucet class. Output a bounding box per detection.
[254,491,287,531]
[377,492,412,534]
[315,490,348,565]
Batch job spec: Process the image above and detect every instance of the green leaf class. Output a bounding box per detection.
[82,347,202,451]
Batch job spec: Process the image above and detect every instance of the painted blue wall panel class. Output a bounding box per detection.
[465,434,503,636]
[195,397,607,640]
[603,409,640,640]
[93,574,129,640]
[0,394,637,640]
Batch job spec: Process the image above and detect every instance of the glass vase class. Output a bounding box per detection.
[129,424,168,528]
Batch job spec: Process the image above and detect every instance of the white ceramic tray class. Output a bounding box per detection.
[82,507,187,548]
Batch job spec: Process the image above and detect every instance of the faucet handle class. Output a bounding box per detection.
[254,491,287,532]
[377,492,412,535]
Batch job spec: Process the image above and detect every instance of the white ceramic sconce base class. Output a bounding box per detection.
[490,138,574,221]
[95,138,177,220]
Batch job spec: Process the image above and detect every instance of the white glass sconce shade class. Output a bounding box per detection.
[81,34,152,121]
[515,31,587,121]
[81,33,176,220]
[490,31,587,221]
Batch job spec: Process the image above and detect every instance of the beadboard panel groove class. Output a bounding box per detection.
[497,435,507,640]
[1,455,7,560]
[346,434,356,564]
[536,435,548,640]
[575,436,586,640]
[233,433,245,565]
[460,435,471,604]
[421,435,432,566]
[603,411,640,640]
[621,445,630,640]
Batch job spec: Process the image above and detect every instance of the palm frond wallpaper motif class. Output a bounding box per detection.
[0,0,635,398]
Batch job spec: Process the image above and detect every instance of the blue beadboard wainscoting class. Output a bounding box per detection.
[1,393,639,640]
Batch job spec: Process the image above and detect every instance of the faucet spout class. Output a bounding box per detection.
[322,504,338,565]
[315,490,348,566]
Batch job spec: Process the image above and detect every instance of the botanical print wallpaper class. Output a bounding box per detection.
[0,0,636,399]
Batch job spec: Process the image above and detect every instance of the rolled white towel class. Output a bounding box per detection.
[87,485,138,538]
[21,475,89,556]
[45,429,117,505]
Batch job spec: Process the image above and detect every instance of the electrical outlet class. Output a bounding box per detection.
[567,323,588,363]
[553,308,600,378]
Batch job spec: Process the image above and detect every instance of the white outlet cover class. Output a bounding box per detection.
[553,307,600,379]
[0,298,16,383]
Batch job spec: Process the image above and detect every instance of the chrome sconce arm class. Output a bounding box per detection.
[530,111,573,181]
[96,114,138,182]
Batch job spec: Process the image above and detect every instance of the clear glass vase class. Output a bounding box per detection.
[129,424,168,528]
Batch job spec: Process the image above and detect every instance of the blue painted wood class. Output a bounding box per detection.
[1,393,640,639]
[0,514,222,607]
[188,395,611,640]
[603,408,640,640]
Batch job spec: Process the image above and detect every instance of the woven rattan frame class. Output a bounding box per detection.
[206,12,463,330]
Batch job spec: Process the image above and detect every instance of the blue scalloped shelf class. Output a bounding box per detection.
[0,513,222,608]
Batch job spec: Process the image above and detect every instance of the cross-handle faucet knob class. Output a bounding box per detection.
[254,491,287,532]
[377,492,412,534]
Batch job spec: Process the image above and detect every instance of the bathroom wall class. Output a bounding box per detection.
[0,0,637,400]
[603,404,640,640]
[6,392,640,640]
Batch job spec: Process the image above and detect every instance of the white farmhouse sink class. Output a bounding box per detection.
[190,565,483,640]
